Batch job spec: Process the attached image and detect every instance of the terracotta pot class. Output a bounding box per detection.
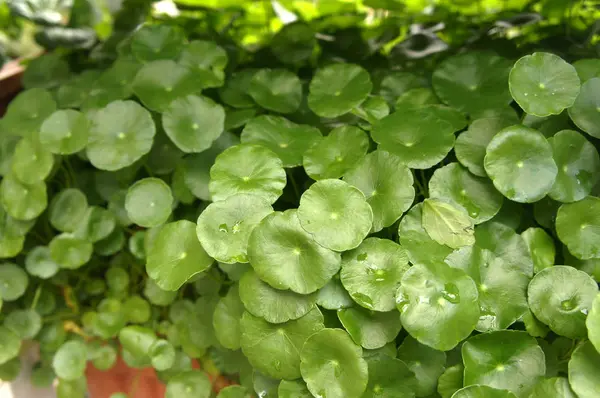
[0,59,25,116]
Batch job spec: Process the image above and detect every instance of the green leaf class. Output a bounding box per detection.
[521,228,555,274]
[308,63,372,118]
[248,209,340,294]
[395,87,440,109]
[196,194,273,263]
[568,77,600,139]
[49,234,93,269]
[219,70,257,109]
[556,196,600,259]
[82,58,141,110]
[123,295,151,324]
[455,116,518,177]
[316,276,354,310]
[0,326,21,365]
[422,198,475,249]
[529,377,576,398]
[587,294,600,352]
[396,262,479,350]
[432,51,512,115]
[248,69,302,114]
[131,24,185,62]
[337,306,401,349]
[0,176,47,221]
[484,125,557,203]
[241,308,324,379]
[147,220,214,291]
[165,370,212,398]
[474,222,533,276]
[300,328,368,398]
[303,126,369,180]
[378,71,426,105]
[353,96,390,124]
[25,246,59,279]
[74,206,116,243]
[271,22,316,65]
[340,237,409,312]
[209,144,286,204]
[362,354,418,398]
[179,40,228,89]
[149,339,176,371]
[239,270,316,323]
[40,110,89,154]
[89,343,117,371]
[527,266,598,338]
[372,105,466,169]
[568,341,600,398]
[451,385,516,398]
[213,285,244,350]
[398,203,453,266]
[509,52,580,117]
[218,385,253,398]
[252,370,279,398]
[2,88,57,138]
[297,179,373,252]
[0,235,24,258]
[119,325,157,360]
[462,331,545,397]
[22,54,70,89]
[438,364,464,398]
[5,308,42,339]
[278,379,312,398]
[0,263,28,301]
[0,201,35,239]
[125,178,173,228]
[343,150,415,232]
[396,336,446,397]
[144,278,177,307]
[241,115,322,168]
[429,163,503,224]
[87,100,156,171]
[162,95,225,153]
[52,341,88,381]
[49,189,88,233]
[11,138,54,185]
[547,130,600,202]
[573,59,600,82]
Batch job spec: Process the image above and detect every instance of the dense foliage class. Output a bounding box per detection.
[1,1,600,398]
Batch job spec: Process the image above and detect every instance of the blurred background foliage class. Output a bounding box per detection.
[0,0,599,69]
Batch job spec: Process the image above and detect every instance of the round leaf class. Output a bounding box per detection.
[213,285,244,350]
[521,228,555,273]
[556,196,600,259]
[587,294,600,352]
[11,138,54,185]
[462,331,545,397]
[179,40,228,88]
[340,237,409,312]
[74,206,116,243]
[147,220,214,291]
[337,307,402,349]
[363,354,418,398]
[196,194,273,263]
[396,336,446,397]
[131,24,185,62]
[0,263,28,301]
[529,377,576,398]
[568,341,600,398]
[297,179,372,252]
[422,198,475,249]
[0,176,47,221]
[248,209,341,294]
[573,59,600,82]
[484,125,557,203]
[126,178,173,228]
[248,69,302,114]
[300,328,368,398]
[303,126,369,180]
[162,95,225,153]
[0,326,21,365]
[509,52,580,117]
[308,64,372,118]
[165,370,211,398]
[1,88,56,138]
[49,234,92,269]
[25,246,59,279]
[218,385,253,398]
[4,309,41,339]
[49,188,88,232]
[316,276,354,310]
[40,109,89,154]
[52,340,88,381]
[396,262,479,351]
[278,379,312,398]
[451,385,516,398]
[149,339,176,371]
[343,150,415,232]
[209,144,286,204]
[219,70,256,109]
[568,77,600,139]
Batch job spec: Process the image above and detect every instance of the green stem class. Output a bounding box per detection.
[287,169,300,201]
[31,285,42,310]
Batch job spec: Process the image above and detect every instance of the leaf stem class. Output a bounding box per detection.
[31,284,42,310]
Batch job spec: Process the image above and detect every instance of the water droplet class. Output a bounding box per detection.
[273,360,281,371]
[441,282,460,304]
[561,298,577,311]
[524,93,528,96]
[581,308,589,315]
[396,292,409,311]
[357,252,368,261]
[219,224,229,233]
[232,221,242,233]
[418,296,430,304]
[479,307,498,329]
[258,392,267,398]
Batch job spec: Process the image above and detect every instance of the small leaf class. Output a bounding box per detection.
[40,110,89,154]
[556,196,600,260]
[422,198,475,249]
[521,228,555,273]
[52,341,88,381]
[337,306,402,349]
[248,69,302,114]
[165,370,212,398]
[396,336,446,397]
[126,178,173,228]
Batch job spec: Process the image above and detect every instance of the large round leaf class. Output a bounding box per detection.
[371,105,466,169]
[303,126,369,180]
[455,116,518,177]
[209,144,286,204]
[587,294,600,352]
[5,309,41,339]
[462,331,545,397]
[162,95,225,153]
[529,377,576,398]
[568,77,600,139]
[548,130,600,202]
[248,209,341,294]
[0,176,47,221]
[484,125,557,203]
[474,222,533,276]
[308,64,372,118]
[340,237,409,312]
[131,24,185,62]
[238,270,316,324]
[527,266,598,338]
[40,109,89,154]
[509,52,580,117]
[1,88,56,138]
[396,336,446,397]
[49,234,92,269]
[213,285,244,350]
[429,163,503,224]
[178,40,227,88]
[568,341,600,398]
[396,262,479,351]
[451,385,516,398]
[125,178,173,228]
[11,138,54,185]
[343,150,415,232]
[398,203,453,266]
[87,100,156,171]
[240,115,322,168]
[297,179,372,252]
[49,188,88,232]
[241,308,324,380]
[82,58,140,110]
[337,306,402,349]
[248,69,302,114]
[0,263,28,301]
[52,340,88,381]
[300,328,368,398]
[363,354,418,398]
[556,196,600,259]
[147,220,214,291]
[432,51,512,115]
[165,370,212,398]
[196,194,273,264]
[0,326,21,365]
